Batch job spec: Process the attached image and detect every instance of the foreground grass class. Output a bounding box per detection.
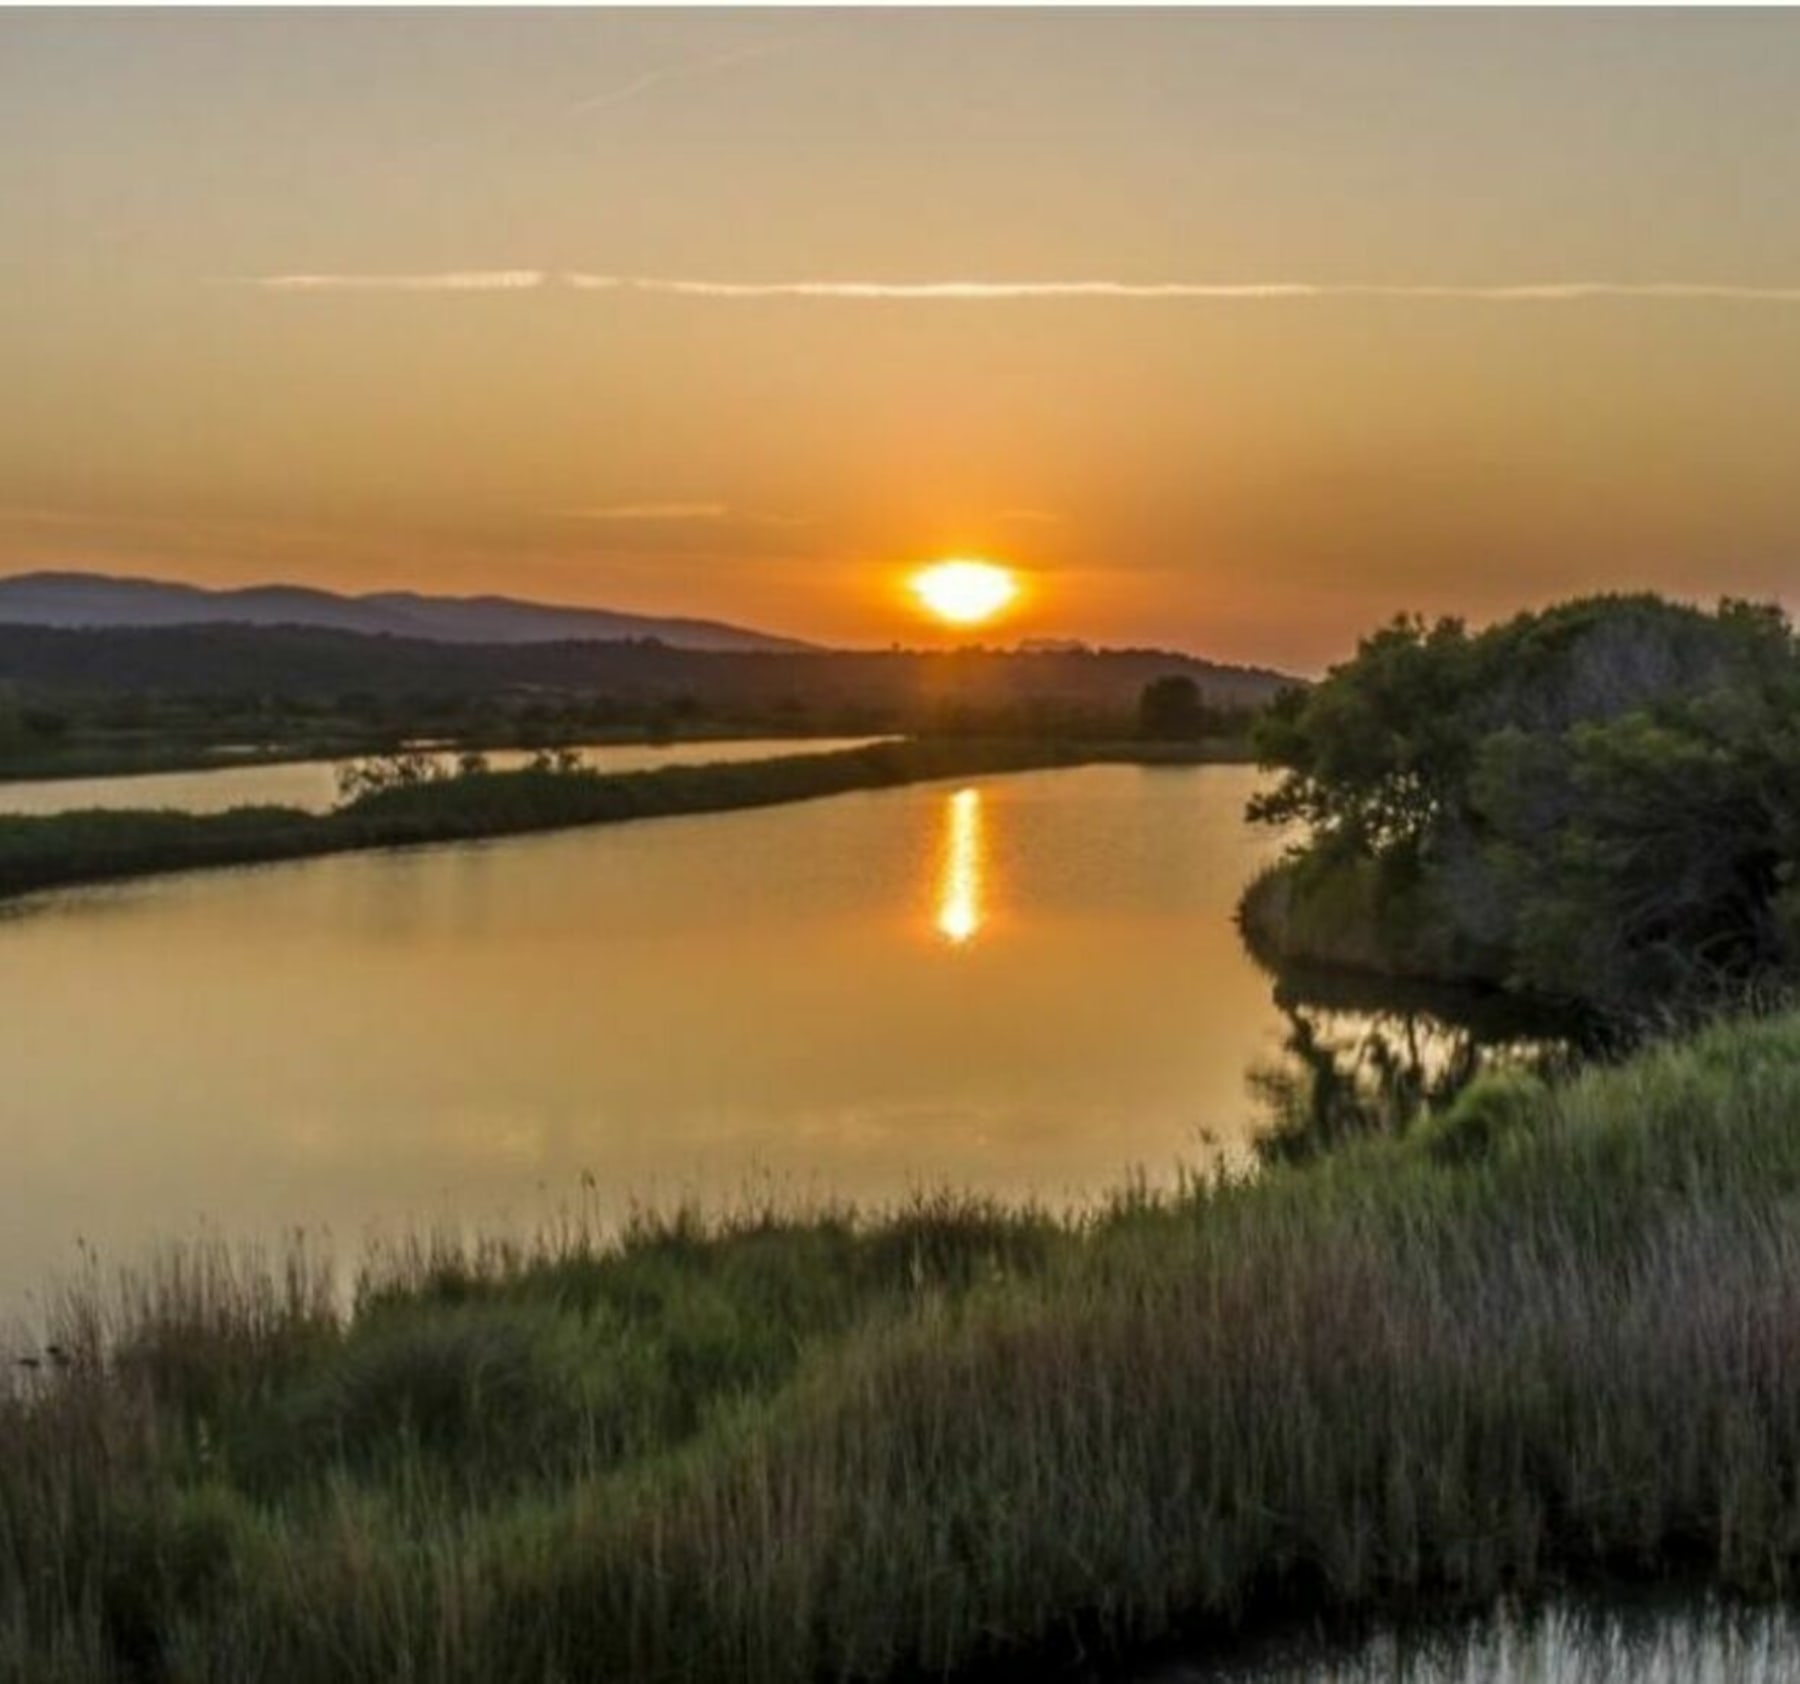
[0,736,1243,904]
[8,1013,1800,1679]
[1163,1597,1800,1684]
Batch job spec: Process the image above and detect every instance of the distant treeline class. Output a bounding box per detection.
[0,623,1286,723]
[0,623,1285,777]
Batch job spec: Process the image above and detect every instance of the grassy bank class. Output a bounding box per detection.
[8,1012,1800,1679]
[0,736,1244,904]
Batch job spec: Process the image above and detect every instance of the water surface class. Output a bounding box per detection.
[0,765,1290,1302]
[0,736,883,816]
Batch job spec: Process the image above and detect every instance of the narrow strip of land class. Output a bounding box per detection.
[0,726,881,786]
[0,736,1247,905]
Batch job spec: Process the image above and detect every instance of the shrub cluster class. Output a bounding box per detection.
[1246,595,1800,1017]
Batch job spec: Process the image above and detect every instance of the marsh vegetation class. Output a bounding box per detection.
[0,735,1237,904]
[8,1012,1800,1679]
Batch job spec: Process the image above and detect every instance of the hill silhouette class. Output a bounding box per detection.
[0,570,814,654]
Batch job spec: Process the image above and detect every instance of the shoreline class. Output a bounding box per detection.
[1237,855,1508,992]
[7,1010,1799,1679]
[0,724,887,788]
[0,735,1252,906]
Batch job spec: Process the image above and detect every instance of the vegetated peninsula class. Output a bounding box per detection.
[0,735,1241,905]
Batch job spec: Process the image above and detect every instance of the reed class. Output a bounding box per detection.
[7,1014,1800,1680]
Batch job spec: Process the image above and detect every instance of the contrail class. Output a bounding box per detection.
[246,271,548,292]
[559,502,816,527]
[237,273,1800,303]
[565,502,732,521]
[560,276,1800,303]
[572,35,804,116]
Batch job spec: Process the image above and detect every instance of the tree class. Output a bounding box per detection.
[1247,593,1800,1019]
[18,707,68,741]
[1472,681,1800,1011]
[1138,675,1206,739]
[1246,614,1476,855]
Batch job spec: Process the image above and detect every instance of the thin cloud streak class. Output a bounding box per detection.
[561,503,815,528]
[571,35,805,117]
[566,503,730,521]
[561,276,1800,303]
[247,271,549,292]
[240,272,1800,303]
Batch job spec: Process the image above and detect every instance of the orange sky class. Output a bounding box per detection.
[6,10,1800,672]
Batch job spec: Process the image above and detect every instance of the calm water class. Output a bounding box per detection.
[0,736,884,817]
[0,764,1291,1306]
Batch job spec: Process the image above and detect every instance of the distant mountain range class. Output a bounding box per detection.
[0,571,1301,723]
[0,571,814,654]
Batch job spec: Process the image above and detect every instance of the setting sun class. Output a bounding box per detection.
[909,559,1019,628]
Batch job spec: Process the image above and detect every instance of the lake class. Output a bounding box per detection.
[0,762,1301,1311]
[0,736,886,817]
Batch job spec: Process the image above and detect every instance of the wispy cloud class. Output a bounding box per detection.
[561,276,1800,303]
[561,503,814,527]
[246,271,548,292]
[565,502,729,521]
[239,273,1800,303]
[571,35,805,117]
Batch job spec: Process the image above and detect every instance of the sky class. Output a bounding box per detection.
[5,8,1800,672]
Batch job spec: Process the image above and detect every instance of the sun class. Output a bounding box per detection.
[909,559,1020,628]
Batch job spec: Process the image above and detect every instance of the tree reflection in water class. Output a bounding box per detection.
[1247,962,1597,1165]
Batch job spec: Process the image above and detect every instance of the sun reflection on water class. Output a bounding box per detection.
[935,787,986,945]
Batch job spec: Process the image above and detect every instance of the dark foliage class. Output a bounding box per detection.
[1247,594,1800,1017]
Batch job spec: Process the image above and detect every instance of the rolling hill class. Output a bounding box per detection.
[0,571,814,654]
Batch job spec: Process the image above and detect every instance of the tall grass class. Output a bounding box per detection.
[1163,1597,1800,1684]
[9,1015,1800,1679]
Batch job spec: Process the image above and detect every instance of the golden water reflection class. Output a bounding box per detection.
[935,787,986,944]
[0,765,1296,1306]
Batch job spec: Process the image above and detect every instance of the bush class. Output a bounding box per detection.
[1418,1070,1548,1164]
